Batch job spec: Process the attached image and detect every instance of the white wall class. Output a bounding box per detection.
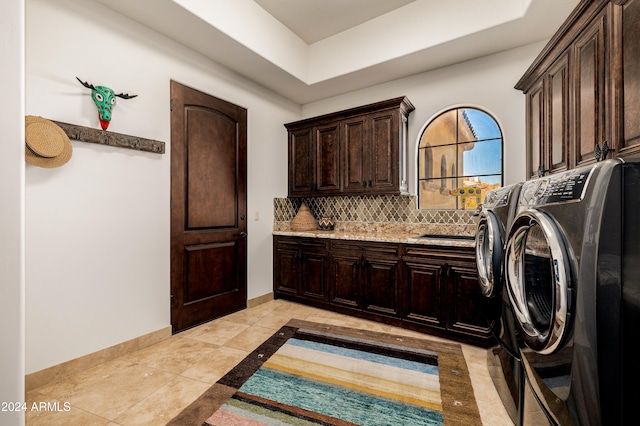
[302,42,544,187]
[25,0,297,373]
[0,1,26,423]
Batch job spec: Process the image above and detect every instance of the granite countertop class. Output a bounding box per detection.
[272,229,476,248]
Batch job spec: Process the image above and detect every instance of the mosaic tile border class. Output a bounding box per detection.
[273,195,477,235]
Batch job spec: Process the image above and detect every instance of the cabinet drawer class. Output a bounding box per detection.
[276,236,329,251]
[331,240,400,257]
[404,244,475,263]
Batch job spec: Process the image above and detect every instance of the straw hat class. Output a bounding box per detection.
[25,116,73,168]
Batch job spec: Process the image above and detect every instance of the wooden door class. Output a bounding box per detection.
[273,237,299,296]
[368,110,399,193]
[526,78,545,179]
[573,9,607,168]
[621,0,640,157]
[342,115,368,193]
[547,52,570,174]
[170,81,247,333]
[361,255,400,317]
[315,123,341,194]
[299,240,329,300]
[403,258,445,328]
[329,250,361,309]
[288,126,315,196]
[447,263,489,337]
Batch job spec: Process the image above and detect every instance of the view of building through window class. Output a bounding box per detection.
[418,107,503,209]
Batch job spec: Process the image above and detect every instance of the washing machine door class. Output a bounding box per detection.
[475,210,504,298]
[505,209,573,355]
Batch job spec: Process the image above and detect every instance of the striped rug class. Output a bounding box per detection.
[169,319,481,426]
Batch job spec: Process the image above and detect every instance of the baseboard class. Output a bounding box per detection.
[26,294,275,391]
[25,326,172,391]
[247,292,274,308]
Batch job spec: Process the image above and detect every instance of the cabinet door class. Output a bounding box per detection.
[403,259,446,329]
[288,127,315,196]
[447,263,490,337]
[329,250,361,309]
[526,54,570,178]
[342,116,368,193]
[368,110,399,193]
[273,239,299,296]
[621,0,640,157]
[547,52,570,174]
[315,123,341,194]
[526,78,546,179]
[361,255,400,317]
[299,242,329,300]
[574,10,607,168]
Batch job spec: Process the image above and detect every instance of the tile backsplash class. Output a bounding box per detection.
[273,195,478,236]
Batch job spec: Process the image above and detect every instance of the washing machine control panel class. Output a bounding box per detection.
[520,167,594,206]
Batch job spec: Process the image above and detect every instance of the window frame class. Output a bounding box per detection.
[416,105,504,210]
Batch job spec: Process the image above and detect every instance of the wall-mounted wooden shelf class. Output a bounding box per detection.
[52,120,165,154]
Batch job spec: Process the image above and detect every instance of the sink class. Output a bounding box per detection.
[417,234,475,241]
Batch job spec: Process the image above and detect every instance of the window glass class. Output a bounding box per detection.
[418,107,503,209]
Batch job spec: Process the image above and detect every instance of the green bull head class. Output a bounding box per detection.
[76,77,137,130]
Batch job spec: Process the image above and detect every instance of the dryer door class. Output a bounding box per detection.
[475,210,504,298]
[505,209,573,355]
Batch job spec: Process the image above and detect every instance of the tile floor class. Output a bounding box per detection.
[25,299,513,425]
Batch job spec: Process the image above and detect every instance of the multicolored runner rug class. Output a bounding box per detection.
[169,319,481,425]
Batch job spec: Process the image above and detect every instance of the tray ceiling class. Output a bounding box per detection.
[95,0,580,104]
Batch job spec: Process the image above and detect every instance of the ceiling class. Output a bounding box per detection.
[95,0,580,104]
[253,0,416,44]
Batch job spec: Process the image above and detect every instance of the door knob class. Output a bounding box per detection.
[237,231,248,237]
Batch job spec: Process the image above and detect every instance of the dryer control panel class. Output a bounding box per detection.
[484,183,520,207]
[520,167,594,206]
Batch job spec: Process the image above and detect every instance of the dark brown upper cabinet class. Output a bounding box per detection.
[515,0,640,178]
[285,97,415,197]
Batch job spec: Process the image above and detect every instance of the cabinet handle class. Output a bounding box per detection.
[440,264,452,280]
[536,165,548,178]
[595,141,610,162]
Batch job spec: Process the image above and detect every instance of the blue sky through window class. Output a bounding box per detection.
[461,109,502,180]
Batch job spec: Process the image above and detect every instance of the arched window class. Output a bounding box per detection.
[417,107,503,209]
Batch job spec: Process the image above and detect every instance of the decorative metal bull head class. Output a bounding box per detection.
[76,77,137,130]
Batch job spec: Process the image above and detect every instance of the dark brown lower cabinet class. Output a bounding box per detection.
[329,241,401,319]
[273,235,493,347]
[273,237,329,301]
[403,244,491,346]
